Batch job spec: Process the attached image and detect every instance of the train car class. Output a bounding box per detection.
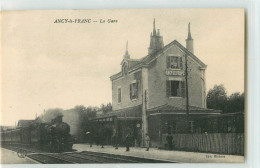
[11,129,21,144]
[20,127,31,144]
[0,115,74,153]
[1,129,20,144]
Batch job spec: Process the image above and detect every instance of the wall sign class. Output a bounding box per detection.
[165,70,184,76]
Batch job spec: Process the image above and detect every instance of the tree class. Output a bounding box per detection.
[85,106,97,119]
[100,103,112,114]
[207,84,228,111]
[72,105,97,142]
[226,92,244,113]
[207,85,245,113]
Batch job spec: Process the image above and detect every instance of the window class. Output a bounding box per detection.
[118,87,121,103]
[122,64,128,75]
[130,81,138,100]
[167,56,183,69]
[166,80,186,97]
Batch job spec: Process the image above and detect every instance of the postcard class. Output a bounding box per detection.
[0,9,245,164]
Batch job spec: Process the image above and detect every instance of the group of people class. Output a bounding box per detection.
[125,133,150,152]
[85,131,105,148]
[86,131,151,152]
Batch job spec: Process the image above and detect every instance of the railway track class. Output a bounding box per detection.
[2,145,175,163]
[27,153,75,164]
[27,151,174,164]
[2,145,41,154]
[80,151,173,163]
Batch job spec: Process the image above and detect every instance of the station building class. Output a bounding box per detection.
[91,20,220,147]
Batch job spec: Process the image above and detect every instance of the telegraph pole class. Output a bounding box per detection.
[185,54,190,133]
[142,90,148,147]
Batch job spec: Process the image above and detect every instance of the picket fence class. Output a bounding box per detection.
[161,133,244,155]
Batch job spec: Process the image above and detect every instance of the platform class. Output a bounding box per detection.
[0,147,38,164]
[73,144,244,163]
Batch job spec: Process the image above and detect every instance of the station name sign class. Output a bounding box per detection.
[165,70,184,76]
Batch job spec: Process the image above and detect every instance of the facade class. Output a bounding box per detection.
[92,20,220,147]
[111,20,207,110]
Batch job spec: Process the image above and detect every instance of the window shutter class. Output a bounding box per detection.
[180,57,183,69]
[177,82,181,97]
[136,81,139,98]
[181,81,186,98]
[167,56,170,69]
[130,84,132,100]
[166,80,171,97]
[118,88,121,103]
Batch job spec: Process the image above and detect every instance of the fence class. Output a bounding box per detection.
[161,133,244,155]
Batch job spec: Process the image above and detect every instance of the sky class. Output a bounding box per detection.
[1,9,244,126]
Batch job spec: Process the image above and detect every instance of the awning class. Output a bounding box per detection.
[147,104,221,116]
[90,105,142,120]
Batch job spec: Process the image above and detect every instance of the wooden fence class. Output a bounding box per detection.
[161,133,244,155]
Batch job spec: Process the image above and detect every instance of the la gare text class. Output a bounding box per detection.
[54,19,118,23]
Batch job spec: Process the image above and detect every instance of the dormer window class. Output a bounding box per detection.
[167,56,183,69]
[123,63,128,75]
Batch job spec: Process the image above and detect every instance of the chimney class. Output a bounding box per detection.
[148,19,164,54]
[124,40,130,59]
[186,22,194,54]
[153,18,156,36]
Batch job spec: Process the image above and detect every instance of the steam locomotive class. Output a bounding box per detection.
[0,115,74,153]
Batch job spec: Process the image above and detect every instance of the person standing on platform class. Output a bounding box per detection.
[115,132,119,150]
[95,132,100,146]
[86,131,92,147]
[125,134,131,152]
[145,134,150,151]
[166,133,173,150]
[100,130,105,148]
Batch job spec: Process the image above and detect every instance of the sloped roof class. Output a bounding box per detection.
[110,40,207,80]
[128,59,141,67]
[17,120,34,127]
[198,112,244,119]
[147,104,221,115]
[91,105,142,120]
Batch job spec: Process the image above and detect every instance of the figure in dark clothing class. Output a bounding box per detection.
[166,134,173,150]
[95,133,100,146]
[86,132,92,147]
[101,140,104,148]
[145,134,150,151]
[100,132,105,148]
[125,134,131,152]
[114,134,119,149]
[89,136,93,147]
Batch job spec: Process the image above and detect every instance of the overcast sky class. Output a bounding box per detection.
[1,9,244,126]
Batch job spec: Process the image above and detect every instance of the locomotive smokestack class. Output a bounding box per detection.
[51,114,63,124]
[40,108,64,123]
